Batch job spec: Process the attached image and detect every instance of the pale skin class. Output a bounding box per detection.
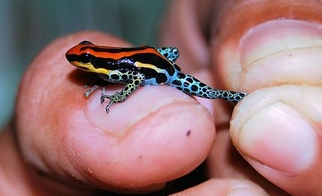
[1,0,322,195]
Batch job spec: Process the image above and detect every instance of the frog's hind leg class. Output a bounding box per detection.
[170,72,247,102]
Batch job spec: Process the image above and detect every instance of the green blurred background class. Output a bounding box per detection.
[0,0,169,128]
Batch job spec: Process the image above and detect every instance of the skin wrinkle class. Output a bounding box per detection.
[246,47,322,69]
[300,87,322,137]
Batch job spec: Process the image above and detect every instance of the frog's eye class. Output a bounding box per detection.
[80,53,93,63]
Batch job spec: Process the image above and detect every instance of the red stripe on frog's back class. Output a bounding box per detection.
[66,42,166,61]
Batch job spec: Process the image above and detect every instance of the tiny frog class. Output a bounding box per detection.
[66,41,247,113]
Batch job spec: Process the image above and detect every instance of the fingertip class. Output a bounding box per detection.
[69,85,216,192]
[230,85,322,195]
[86,85,201,136]
[231,85,317,171]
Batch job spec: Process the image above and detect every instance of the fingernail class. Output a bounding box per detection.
[227,180,269,196]
[86,90,123,134]
[228,188,268,196]
[239,20,322,88]
[237,101,316,174]
[85,86,211,137]
[86,87,148,136]
[240,19,322,67]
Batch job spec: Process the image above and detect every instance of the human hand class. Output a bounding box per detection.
[3,0,322,195]
[160,0,322,195]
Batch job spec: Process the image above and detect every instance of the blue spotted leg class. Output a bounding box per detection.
[157,46,247,102]
[169,71,247,102]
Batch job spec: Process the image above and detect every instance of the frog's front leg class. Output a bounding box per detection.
[100,71,145,113]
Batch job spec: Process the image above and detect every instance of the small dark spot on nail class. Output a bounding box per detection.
[186,130,191,136]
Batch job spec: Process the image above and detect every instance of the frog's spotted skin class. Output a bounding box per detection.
[66,41,247,113]
[170,72,247,102]
[99,70,145,111]
[157,47,179,63]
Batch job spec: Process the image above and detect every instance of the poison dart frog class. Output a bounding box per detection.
[66,41,247,113]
